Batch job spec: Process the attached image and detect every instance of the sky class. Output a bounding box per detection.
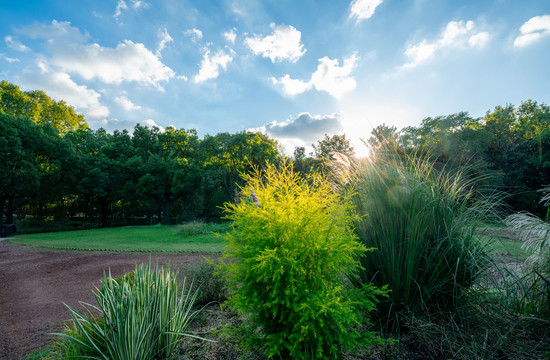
[1,0,549,156]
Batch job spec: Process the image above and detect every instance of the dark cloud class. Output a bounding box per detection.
[261,112,343,142]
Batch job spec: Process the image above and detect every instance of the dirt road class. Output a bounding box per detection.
[0,241,212,359]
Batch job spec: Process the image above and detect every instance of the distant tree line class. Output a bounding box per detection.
[0,81,280,230]
[1,80,548,229]
[364,100,550,217]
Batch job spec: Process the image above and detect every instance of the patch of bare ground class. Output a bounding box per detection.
[0,242,216,359]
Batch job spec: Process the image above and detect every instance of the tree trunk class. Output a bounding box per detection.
[6,197,15,225]
[100,197,108,228]
[163,200,170,225]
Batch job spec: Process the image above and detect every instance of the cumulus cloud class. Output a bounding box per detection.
[468,31,490,47]
[254,112,343,142]
[273,53,358,99]
[514,15,550,47]
[245,23,306,63]
[19,70,109,120]
[402,20,490,69]
[114,95,142,111]
[184,28,203,42]
[142,119,165,132]
[193,49,233,83]
[50,40,174,89]
[223,28,237,44]
[5,36,30,52]
[349,0,383,23]
[271,74,311,96]
[156,28,173,57]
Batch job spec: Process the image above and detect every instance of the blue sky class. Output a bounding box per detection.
[1,0,549,155]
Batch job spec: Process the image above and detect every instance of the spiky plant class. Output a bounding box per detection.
[333,148,497,328]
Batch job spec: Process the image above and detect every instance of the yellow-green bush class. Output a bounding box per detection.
[218,161,386,359]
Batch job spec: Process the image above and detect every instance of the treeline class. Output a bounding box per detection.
[1,79,548,230]
[1,113,280,230]
[364,100,550,216]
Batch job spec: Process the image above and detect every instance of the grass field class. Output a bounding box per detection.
[9,223,229,253]
[9,223,529,258]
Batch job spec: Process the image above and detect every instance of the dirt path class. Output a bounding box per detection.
[0,242,215,359]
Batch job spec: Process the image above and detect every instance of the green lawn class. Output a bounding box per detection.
[479,235,530,260]
[10,224,228,253]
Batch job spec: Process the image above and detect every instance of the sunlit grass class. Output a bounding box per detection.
[10,224,227,253]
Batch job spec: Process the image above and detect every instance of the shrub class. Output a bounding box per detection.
[217,161,386,359]
[186,260,227,307]
[334,149,496,328]
[178,221,231,237]
[53,262,203,359]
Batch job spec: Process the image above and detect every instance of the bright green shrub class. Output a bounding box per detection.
[336,149,495,328]
[53,263,202,360]
[218,161,386,359]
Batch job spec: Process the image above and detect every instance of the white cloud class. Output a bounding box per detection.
[156,28,173,57]
[19,70,109,120]
[245,23,306,63]
[349,0,383,23]
[310,54,358,99]
[2,55,20,63]
[5,36,30,52]
[273,53,358,99]
[18,20,88,43]
[114,0,148,20]
[184,28,203,42]
[17,21,174,90]
[114,95,142,111]
[114,0,128,19]
[514,15,550,47]
[51,40,174,89]
[468,31,490,47]
[193,49,233,83]
[271,75,311,96]
[402,20,490,69]
[142,119,165,132]
[223,28,237,44]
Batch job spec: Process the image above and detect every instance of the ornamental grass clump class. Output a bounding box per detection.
[334,149,496,329]
[53,262,203,360]
[218,160,387,359]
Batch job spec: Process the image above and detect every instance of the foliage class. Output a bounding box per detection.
[218,161,386,359]
[313,133,355,161]
[397,100,550,216]
[185,260,227,307]
[0,80,87,134]
[0,113,73,224]
[336,148,496,328]
[52,262,203,360]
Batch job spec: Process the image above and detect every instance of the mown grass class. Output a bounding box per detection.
[9,223,229,253]
[479,235,530,260]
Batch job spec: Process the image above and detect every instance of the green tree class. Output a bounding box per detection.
[313,133,355,161]
[0,81,87,135]
[0,113,69,224]
[368,123,398,149]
